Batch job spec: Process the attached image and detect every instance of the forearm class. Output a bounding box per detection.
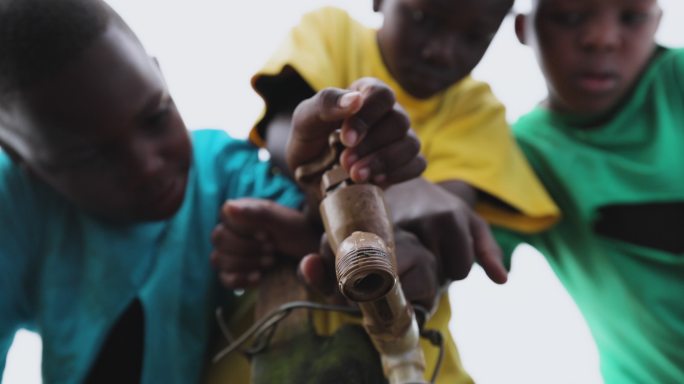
[437,179,478,207]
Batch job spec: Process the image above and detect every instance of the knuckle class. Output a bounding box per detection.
[391,107,411,131]
[451,262,473,280]
[292,97,311,121]
[404,134,421,155]
[415,155,427,173]
[375,87,396,110]
[318,88,341,113]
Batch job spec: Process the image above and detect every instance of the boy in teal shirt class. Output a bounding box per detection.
[498,0,684,382]
[0,0,421,381]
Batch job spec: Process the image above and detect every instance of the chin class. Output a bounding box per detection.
[404,84,440,100]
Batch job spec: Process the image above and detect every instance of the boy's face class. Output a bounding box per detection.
[518,0,661,117]
[0,24,191,223]
[376,0,512,99]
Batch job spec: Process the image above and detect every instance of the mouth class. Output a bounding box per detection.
[143,174,187,218]
[402,67,456,98]
[575,71,619,94]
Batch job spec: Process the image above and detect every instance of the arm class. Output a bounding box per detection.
[384,178,508,284]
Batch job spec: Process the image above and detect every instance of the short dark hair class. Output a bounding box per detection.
[0,0,130,100]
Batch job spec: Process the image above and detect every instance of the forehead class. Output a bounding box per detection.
[535,0,657,9]
[16,23,165,144]
[400,0,512,25]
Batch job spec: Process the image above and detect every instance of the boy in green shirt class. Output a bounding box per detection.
[500,0,684,382]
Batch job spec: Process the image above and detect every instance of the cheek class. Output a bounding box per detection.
[51,172,129,215]
[164,118,192,166]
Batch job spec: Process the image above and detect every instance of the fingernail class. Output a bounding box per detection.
[261,242,274,254]
[345,152,358,165]
[342,129,358,147]
[338,92,359,108]
[247,271,261,283]
[261,256,275,267]
[221,273,237,286]
[356,167,370,181]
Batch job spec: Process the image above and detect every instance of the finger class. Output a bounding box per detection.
[340,104,410,167]
[289,89,363,169]
[340,80,397,147]
[298,253,336,297]
[470,214,508,284]
[218,270,262,289]
[221,199,276,233]
[211,223,273,257]
[210,250,275,273]
[345,131,423,184]
[375,156,427,188]
[441,217,475,281]
[220,199,319,259]
[393,230,438,310]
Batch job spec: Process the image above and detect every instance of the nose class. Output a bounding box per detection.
[580,13,621,52]
[126,136,165,182]
[421,32,458,67]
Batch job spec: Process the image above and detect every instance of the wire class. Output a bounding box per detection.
[212,301,361,364]
[213,300,445,384]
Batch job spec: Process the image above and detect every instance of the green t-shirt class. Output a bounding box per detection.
[497,48,684,383]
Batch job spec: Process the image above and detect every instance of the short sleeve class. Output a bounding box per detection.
[192,130,304,210]
[421,79,559,233]
[669,48,684,101]
[223,147,303,209]
[0,154,38,373]
[248,7,359,146]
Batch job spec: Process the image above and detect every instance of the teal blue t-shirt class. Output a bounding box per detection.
[0,129,302,383]
[497,48,684,383]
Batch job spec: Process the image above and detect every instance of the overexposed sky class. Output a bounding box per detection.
[4,1,684,383]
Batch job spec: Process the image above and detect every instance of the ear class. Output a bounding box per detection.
[654,6,663,30]
[373,0,382,12]
[151,56,161,69]
[514,14,529,46]
[0,113,25,165]
[0,138,26,166]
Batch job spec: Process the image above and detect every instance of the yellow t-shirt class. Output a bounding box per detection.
[210,7,559,384]
[250,6,559,232]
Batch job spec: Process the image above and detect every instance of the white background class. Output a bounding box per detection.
[4,1,683,383]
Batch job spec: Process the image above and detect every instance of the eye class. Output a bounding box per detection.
[146,107,170,127]
[551,11,585,27]
[411,9,425,23]
[465,30,496,46]
[621,10,649,26]
[144,103,173,135]
[47,150,107,172]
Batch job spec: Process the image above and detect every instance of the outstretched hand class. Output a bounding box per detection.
[210,198,320,289]
[287,77,426,189]
[385,178,508,285]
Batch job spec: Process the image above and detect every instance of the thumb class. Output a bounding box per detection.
[223,198,320,259]
[470,214,508,284]
[298,253,337,297]
[288,89,364,169]
[221,198,270,235]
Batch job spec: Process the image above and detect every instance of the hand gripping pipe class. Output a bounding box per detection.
[297,133,427,383]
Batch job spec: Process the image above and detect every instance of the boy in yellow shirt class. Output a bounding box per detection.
[211,1,559,383]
